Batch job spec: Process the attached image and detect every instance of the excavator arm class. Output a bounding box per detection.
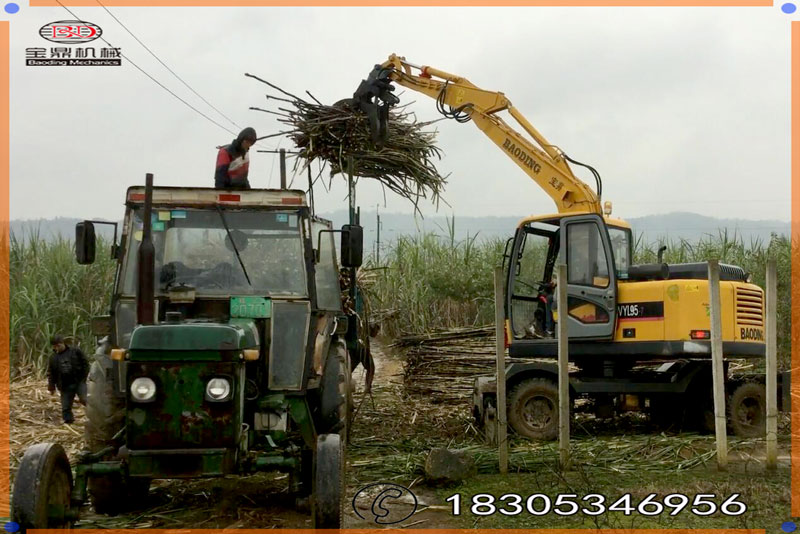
[354,54,602,215]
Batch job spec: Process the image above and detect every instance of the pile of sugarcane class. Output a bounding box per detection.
[247,73,448,209]
[394,326,509,402]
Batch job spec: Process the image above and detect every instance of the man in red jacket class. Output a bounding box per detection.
[215,127,257,189]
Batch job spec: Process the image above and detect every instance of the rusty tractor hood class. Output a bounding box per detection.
[128,319,260,361]
[125,319,257,454]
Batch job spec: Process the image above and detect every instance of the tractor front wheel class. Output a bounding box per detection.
[12,443,75,529]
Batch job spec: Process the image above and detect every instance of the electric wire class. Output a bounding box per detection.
[95,0,241,131]
[55,0,238,137]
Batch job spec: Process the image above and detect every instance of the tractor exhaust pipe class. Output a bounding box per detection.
[137,173,155,325]
[279,148,287,189]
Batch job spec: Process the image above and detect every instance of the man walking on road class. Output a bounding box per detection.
[47,335,89,424]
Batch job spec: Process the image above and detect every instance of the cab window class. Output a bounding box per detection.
[567,222,609,288]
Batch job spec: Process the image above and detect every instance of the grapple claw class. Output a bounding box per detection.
[352,65,399,147]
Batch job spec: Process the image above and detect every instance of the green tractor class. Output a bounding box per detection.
[12,173,371,529]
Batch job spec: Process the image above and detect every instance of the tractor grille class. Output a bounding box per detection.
[736,287,764,327]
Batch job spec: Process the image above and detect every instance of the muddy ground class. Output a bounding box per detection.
[10,340,792,529]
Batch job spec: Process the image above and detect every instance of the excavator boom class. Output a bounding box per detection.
[355,55,602,215]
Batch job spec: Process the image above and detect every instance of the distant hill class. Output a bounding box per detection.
[10,212,789,251]
[626,212,788,245]
[319,210,789,247]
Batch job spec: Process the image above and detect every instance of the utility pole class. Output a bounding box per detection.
[376,204,381,266]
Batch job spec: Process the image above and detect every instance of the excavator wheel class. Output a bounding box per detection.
[729,382,766,438]
[508,378,562,441]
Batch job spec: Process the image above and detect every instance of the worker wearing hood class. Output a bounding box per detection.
[215,127,257,189]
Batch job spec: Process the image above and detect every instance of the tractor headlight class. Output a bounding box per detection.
[130,377,156,402]
[205,378,232,402]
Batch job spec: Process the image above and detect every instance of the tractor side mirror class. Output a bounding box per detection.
[76,221,96,265]
[340,224,363,268]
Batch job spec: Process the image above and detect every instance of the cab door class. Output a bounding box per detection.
[559,215,617,340]
[505,224,559,340]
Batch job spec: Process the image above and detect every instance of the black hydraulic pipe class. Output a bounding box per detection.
[137,173,155,325]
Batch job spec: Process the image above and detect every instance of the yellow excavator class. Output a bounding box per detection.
[351,54,782,439]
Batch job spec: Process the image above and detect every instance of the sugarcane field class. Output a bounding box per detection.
[6,6,797,532]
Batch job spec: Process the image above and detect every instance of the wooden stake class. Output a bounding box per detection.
[494,266,508,474]
[557,263,570,470]
[766,258,778,469]
[708,259,728,470]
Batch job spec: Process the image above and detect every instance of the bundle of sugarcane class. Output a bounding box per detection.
[393,325,494,347]
[246,73,448,209]
[395,326,507,402]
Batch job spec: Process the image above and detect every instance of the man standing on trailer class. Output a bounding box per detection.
[47,335,89,425]
[215,127,257,189]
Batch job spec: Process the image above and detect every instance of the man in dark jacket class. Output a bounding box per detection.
[47,335,90,424]
[215,127,257,189]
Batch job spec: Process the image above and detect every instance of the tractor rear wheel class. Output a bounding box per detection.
[12,443,75,529]
[85,347,150,514]
[319,337,353,442]
[313,433,344,528]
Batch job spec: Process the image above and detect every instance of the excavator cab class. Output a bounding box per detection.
[506,213,626,343]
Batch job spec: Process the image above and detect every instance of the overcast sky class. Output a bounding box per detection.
[8,6,792,223]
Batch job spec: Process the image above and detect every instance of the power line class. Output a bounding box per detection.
[95,0,241,131]
[55,0,238,137]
